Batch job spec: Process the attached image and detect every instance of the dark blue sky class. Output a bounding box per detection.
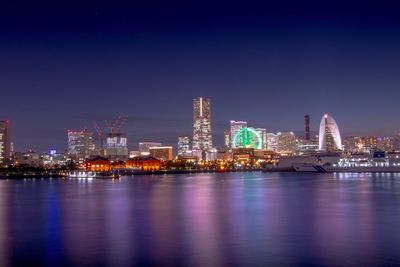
[2,1,400,152]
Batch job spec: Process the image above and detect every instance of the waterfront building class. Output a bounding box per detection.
[125,156,161,171]
[276,132,298,154]
[255,128,267,149]
[13,150,42,167]
[0,120,11,166]
[266,133,278,152]
[139,142,162,153]
[177,136,190,156]
[318,113,342,152]
[193,97,213,152]
[224,130,231,149]
[230,120,247,147]
[297,139,319,155]
[67,130,96,165]
[85,157,111,172]
[344,136,394,154]
[376,137,394,152]
[104,133,128,161]
[232,127,263,149]
[149,146,173,161]
[42,150,68,168]
[344,136,365,153]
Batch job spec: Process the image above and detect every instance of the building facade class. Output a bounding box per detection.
[266,133,278,152]
[177,136,190,156]
[67,130,96,165]
[276,132,298,154]
[230,120,247,147]
[193,97,213,152]
[319,113,342,152]
[105,133,128,161]
[139,142,162,153]
[149,146,173,161]
[0,120,11,166]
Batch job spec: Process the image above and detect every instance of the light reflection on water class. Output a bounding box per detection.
[1,172,400,267]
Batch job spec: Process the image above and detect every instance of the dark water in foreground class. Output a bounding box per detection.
[1,172,400,267]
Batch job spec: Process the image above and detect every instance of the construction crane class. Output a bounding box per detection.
[93,121,105,155]
[105,113,128,134]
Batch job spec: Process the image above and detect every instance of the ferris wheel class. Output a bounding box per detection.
[232,127,262,149]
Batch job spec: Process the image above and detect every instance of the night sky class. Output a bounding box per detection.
[2,1,400,152]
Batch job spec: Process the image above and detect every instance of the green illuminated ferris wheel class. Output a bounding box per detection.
[232,127,262,149]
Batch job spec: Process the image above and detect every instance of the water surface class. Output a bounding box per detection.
[1,172,400,266]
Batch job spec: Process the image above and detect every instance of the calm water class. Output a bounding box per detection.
[1,172,400,267]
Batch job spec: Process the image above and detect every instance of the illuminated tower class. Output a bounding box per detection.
[305,114,310,140]
[255,128,267,149]
[319,113,342,152]
[0,120,11,166]
[192,97,213,151]
[230,120,247,147]
[178,136,190,155]
[67,130,96,164]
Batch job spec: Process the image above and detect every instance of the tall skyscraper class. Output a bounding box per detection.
[230,120,247,147]
[177,136,190,155]
[67,130,96,164]
[305,114,310,140]
[192,97,212,151]
[255,128,267,149]
[319,113,342,152]
[0,120,11,165]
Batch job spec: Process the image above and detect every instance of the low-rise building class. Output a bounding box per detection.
[85,157,111,172]
[125,156,161,171]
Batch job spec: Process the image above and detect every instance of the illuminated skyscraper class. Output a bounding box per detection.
[230,120,247,147]
[177,136,190,155]
[266,133,278,152]
[255,128,267,149]
[0,120,11,165]
[224,130,231,149]
[193,97,212,151]
[67,130,96,164]
[319,113,342,152]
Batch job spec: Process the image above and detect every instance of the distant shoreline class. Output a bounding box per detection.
[0,169,264,179]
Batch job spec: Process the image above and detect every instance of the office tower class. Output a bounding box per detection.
[149,146,173,161]
[305,114,310,140]
[139,142,162,153]
[177,136,190,155]
[266,133,278,152]
[192,97,212,151]
[276,132,298,154]
[224,130,231,149]
[67,130,96,164]
[318,113,342,152]
[230,120,247,147]
[0,120,11,165]
[105,133,128,160]
[255,128,267,149]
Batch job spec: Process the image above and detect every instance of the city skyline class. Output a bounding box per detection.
[3,1,400,151]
